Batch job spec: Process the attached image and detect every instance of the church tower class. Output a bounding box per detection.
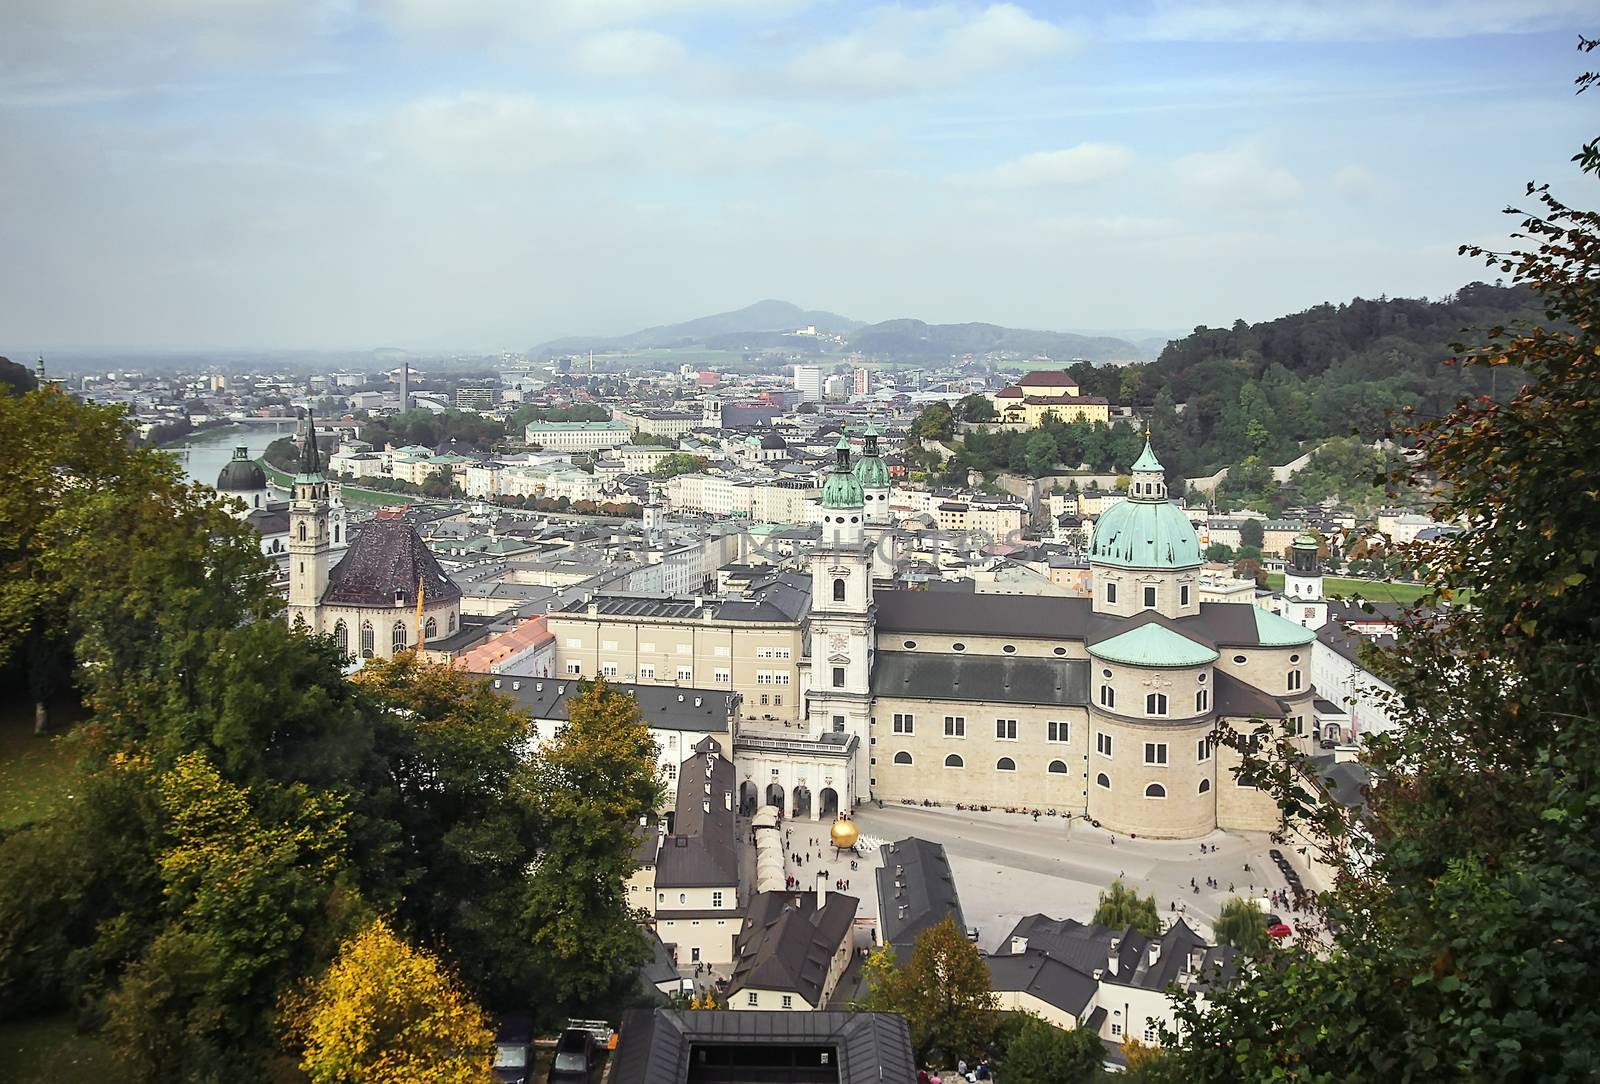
[286,410,333,631]
[808,436,876,806]
[1282,532,1328,629]
[1088,438,1202,619]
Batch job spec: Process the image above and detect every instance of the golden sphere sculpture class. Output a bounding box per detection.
[829,819,860,850]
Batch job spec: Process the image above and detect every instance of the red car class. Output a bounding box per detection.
[1267,922,1292,939]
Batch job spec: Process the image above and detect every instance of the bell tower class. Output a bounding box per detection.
[1282,532,1328,629]
[286,410,333,631]
[808,435,875,806]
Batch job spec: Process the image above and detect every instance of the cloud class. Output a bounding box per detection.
[783,3,1076,96]
[372,0,806,40]
[569,29,688,77]
[976,142,1135,189]
[1173,145,1302,209]
[1106,0,1593,42]
[386,92,631,171]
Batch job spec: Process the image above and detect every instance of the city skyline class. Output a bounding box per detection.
[0,1,1592,351]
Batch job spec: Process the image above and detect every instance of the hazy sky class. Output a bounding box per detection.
[1,1,1592,351]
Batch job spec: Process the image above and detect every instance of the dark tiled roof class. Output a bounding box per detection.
[1212,670,1288,720]
[985,952,1099,1016]
[871,653,1090,707]
[476,676,735,734]
[727,891,859,1004]
[612,1009,914,1084]
[657,737,739,889]
[1017,371,1078,387]
[876,837,965,962]
[992,915,1236,1006]
[322,519,462,607]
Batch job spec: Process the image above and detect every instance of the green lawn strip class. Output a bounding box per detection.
[258,460,414,507]
[0,699,85,830]
[0,1014,120,1083]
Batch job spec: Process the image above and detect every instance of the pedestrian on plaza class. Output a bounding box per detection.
[957,1059,967,1079]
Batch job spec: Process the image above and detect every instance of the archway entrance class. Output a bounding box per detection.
[765,782,785,812]
[819,787,839,819]
[739,780,759,817]
[792,784,812,819]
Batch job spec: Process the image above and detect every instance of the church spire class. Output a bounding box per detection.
[300,408,323,478]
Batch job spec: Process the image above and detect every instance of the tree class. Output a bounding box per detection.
[1160,88,1600,1081]
[293,917,494,1084]
[0,355,38,396]
[1212,898,1268,956]
[521,680,662,1011]
[1024,430,1059,477]
[957,394,998,422]
[652,452,707,480]
[862,916,997,1063]
[1204,542,1235,563]
[1002,1015,1104,1084]
[1238,518,1264,549]
[911,402,955,442]
[421,468,455,498]
[1091,879,1160,936]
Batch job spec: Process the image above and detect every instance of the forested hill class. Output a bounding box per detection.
[1140,281,1544,479]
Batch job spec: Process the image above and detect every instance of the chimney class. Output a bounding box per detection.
[1188,946,1206,973]
[1148,942,1161,966]
[1010,936,1028,955]
[816,869,827,908]
[1107,937,1120,977]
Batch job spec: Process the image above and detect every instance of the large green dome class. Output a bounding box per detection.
[821,436,865,509]
[853,454,890,489]
[1088,496,1202,569]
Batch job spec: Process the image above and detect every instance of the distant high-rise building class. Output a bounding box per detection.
[824,374,849,401]
[455,380,500,411]
[793,364,823,403]
[853,367,869,396]
[398,362,410,411]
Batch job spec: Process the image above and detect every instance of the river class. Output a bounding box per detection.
[165,421,299,488]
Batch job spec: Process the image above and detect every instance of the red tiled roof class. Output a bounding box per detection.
[1017,370,1079,388]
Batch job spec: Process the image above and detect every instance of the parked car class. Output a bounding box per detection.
[550,1027,596,1084]
[493,1013,533,1084]
[1267,922,1292,939]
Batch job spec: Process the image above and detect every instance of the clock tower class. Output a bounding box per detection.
[807,436,876,806]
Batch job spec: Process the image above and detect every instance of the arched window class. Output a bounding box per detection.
[1198,778,1212,794]
[996,757,1016,772]
[1196,689,1209,713]
[1099,685,1115,709]
[833,577,846,602]
[360,621,375,658]
[1288,669,1303,691]
[893,751,913,765]
[333,620,348,657]
[424,617,437,641]
[448,611,457,633]
[298,522,307,541]
[1047,760,1068,774]
[392,621,408,652]
[1096,772,1110,789]
[1146,692,1168,716]
[944,754,964,769]
[1145,783,1167,799]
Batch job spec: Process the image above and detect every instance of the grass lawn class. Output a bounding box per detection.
[0,696,85,830]
[259,460,413,507]
[1262,571,1435,605]
[0,1014,120,1083]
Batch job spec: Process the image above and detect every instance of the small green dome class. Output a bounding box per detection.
[1089,497,1202,569]
[821,468,865,509]
[853,454,891,489]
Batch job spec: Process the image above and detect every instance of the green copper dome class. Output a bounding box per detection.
[853,454,890,490]
[821,436,865,509]
[1131,439,1163,473]
[1090,498,1201,569]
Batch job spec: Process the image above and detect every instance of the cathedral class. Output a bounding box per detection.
[283,413,462,659]
[547,433,1325,839]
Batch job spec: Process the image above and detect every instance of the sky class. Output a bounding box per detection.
[0,0,1593,352]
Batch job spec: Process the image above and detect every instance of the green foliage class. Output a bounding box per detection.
[1160,112,1600,1082]
[1290,436,1399,514]
[1238,518,1264,549]
[951,418,1144,479]
[956,394,998,422]
[862,916,997,1063]
[363,408,503,453]
[0,356,38,396]
[421,468,456,498]
[910,402,954,442]
[652,452,707,479]
[1000,1015,1103,1084]
[505,402,609,433]
[1212,898,1269,956]
[1091,880,1160,936]
[1204,542,1234,562]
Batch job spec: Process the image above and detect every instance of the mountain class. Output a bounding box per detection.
[531,300,861,356]
[847,319,1140,363]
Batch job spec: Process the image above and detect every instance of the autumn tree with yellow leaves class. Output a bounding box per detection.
[294,917,494,1084]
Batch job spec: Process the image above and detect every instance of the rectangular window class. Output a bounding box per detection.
[639,642,656,653]
[602,640,618,651]
[832,715,845,732]
[638,664,655,679]
[833,666,846,688]
[714,668,730,683]
[565,661,581,675]
[712,891,723,907]
[1196,689,1209,713]
[565,637,582,649]
[1047,720,1068,742]
[678,644,692,655]
[1111,1023,1123,1038]
[747,992,759,1006]
[714,646,729,657]
[1197,737,1213,761]
[1097,732,1113,758]
[759,694,769,706]
[1106,583,1117,604]
[1288,669,1303,691]
[1145,742,1168,765]
[995,718,1017,740]
[893,713,914,734]
[677,666,692,682]
[782,995,793,1009]
[1180,585,1190,606]
[944,715,966,737]
[602,663,618,679]
[1146,692,1168,716]
[1143,586,1157,607]
[1099,684,1115,708]
[773,695,782,706]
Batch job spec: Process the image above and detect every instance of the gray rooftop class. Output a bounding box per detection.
[612,1009,914,1084]
[871,653,1091,708]
[657,736,739,890]
[474,675,735,734]
[727,890,859,1005]
[876,837,966,962]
